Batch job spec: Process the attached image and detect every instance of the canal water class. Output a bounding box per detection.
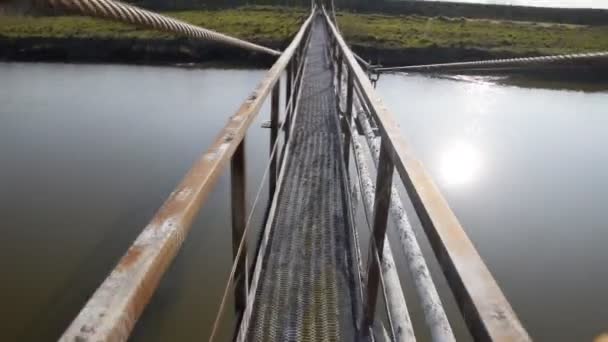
[1,62,606,341]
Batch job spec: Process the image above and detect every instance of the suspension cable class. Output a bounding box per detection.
[46,0,280,56]
[376,51,608,73]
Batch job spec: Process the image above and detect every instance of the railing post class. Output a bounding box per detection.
[285,59,297,144]
[336,50,343,95]
[345,68,354,119]
[231,139,248,318]
[362,140,395,334]
[269,80,281,199]
[286,60,293,117]
[343,70,354,169]
[293,57,302,109]
[334,38,339,62]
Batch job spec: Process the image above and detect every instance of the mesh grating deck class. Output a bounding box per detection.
[245,17,361,342]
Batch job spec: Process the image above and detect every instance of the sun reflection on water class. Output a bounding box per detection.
[440,141,482,186]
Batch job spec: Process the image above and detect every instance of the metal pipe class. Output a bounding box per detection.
[346,100,416,342]
[353,83,456,342]
[335,50,416,342]
[362,141,395,333]
[324,9,530,341]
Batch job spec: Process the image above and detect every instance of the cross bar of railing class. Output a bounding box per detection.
[322,7,531,341]
[59,11,314,342]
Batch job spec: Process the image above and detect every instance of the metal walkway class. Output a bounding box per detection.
[245,17,360,342]
[58,5,531,342]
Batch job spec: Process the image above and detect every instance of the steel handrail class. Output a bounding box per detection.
[59,10,315,342]
[323,7,531,342]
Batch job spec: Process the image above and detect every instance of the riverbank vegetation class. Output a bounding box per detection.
[1,6,607,56]
[0,7,304,42]
[337,12,608,55]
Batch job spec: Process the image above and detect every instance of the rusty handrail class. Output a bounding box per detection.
[59,11,315,342]
[322,8,531,341]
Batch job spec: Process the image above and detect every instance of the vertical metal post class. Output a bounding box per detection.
[336,51,343,96]
[231,139,248,318]
[285,61,294,144]
[292,56,301,109]
[286,60,293,117]
[346,68,354,119]
[343,70,354,169]
[269,80,281,200]
[334,38,339,62]
[362,140,395,333]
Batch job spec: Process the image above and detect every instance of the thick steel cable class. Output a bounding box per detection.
[376,51,608,73]
[46,0,280,56]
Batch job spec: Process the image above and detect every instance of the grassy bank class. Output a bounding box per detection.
[1,7,607,56]
[0,7,304,42]
[337,12,608,55]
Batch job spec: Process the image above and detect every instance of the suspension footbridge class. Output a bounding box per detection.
[28,0,594,340]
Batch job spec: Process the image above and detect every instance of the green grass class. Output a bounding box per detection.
[337,12,608,54]
[0,7,304,41]
[1,7,607,55]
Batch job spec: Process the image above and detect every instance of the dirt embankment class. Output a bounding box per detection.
[0,37,280,67]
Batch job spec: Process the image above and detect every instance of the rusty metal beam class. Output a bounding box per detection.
[231,140,248,318]
[362,141,395,332]
[269,80,281,199]
[59,11,315,342]
[323,8,531,342]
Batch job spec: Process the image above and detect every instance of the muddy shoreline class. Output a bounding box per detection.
[0,37,282,67]
[0,36,566,67]
[1,37,607,82]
